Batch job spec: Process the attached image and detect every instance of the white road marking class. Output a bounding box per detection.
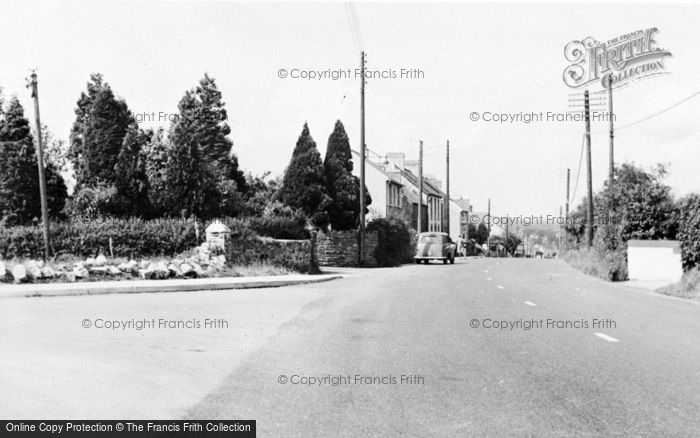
[496,285,505,290]
[524,301,536,306]
[487,277,492,281]
[594,333,619,343]
[484,270,489,273]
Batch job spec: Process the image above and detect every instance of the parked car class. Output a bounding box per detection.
[415,232,456,264]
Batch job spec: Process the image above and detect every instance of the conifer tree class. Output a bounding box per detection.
[323,120,370,230]
[114,124,152,216]
[0,97,66,224]
[278,123,331,227]
[69,74,133,188]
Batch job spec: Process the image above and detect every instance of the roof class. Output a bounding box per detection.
[400,168,442,197]
[451,198,471,211]
[350,149,403,185]
[467,211,506,236]
[349,149,471,211]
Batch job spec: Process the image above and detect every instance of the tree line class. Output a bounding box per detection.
[0,73,368,232]
[566,162,700,273]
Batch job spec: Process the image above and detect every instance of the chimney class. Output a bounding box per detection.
[426,177,442,190]
[385,152,405,170]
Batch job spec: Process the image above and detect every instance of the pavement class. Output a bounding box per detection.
[2,259,700,436]
[0,274,342,298]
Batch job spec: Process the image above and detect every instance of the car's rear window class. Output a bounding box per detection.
[419,236,442,244]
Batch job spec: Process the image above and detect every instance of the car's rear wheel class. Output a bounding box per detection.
[424,259,429,264]
[415,259,420,264]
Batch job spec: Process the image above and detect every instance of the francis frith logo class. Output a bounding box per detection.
[563,28,672,89]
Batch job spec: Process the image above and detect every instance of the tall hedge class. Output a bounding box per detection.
[677,193,700,271]
[367,218,414,267]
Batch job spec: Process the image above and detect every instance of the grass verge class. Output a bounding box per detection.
[561,247,628,282]
[657,269,700,300]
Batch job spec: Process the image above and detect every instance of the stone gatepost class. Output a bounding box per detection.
[205,220,231,253]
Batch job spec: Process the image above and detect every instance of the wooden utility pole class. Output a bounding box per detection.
[565,168,570,250]
[418,140,423,234]
[584,90,594,248]
[27,71,50,260]
[505,213,509,255]
[465,211,470,255]
[445,140,450,235]
[359,51,366,265]
[487,198,491,257]
[559,205,563,251]
[565,168,570,220]
[607,74,614,187]
[606,74,615,232]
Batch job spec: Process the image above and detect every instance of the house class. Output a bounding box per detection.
[463,211,506,239]
[351,150,471,236]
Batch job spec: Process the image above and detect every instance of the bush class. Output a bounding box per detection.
[676,194,700,271]
[248,216,309,240]
[367,218,414,267]
[657,268,700,300]
[561,246,628,281]
[248,201,309,240]
[68,182,120,217]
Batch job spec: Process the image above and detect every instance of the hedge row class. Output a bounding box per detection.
[367,218,415,267]
[677,194,700,271]
[0,215,309,260]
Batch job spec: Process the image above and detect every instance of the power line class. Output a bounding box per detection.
[345,2,363,51]
[592,90,700,134]
[570,133,585,207]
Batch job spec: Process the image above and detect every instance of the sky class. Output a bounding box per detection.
[1,1,700,218]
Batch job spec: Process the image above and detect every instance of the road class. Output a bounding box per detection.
[2,258,700,436]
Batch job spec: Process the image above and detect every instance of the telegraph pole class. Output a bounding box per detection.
[505,213,509,255]
[607,74,614,187]
[584,90,594,248]
[445,140,450,235]
[487,198,491,257]
[559,205,563,251]
[565,168,570,250]
[27,70,50,261]
[465,211,470,255]
[606,74,615,233]
[565,168,570,220]
[418,140,423,234]
[359,51,366,265]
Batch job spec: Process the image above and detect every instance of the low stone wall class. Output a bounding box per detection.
[225,236,317,273]
[314,230,378,267]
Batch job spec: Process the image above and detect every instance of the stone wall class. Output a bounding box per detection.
[314,230,378,267]
[225,236,317,273]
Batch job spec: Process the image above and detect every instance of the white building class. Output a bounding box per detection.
[351,150,471,236]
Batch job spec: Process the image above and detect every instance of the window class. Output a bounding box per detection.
[387,183,401,208]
